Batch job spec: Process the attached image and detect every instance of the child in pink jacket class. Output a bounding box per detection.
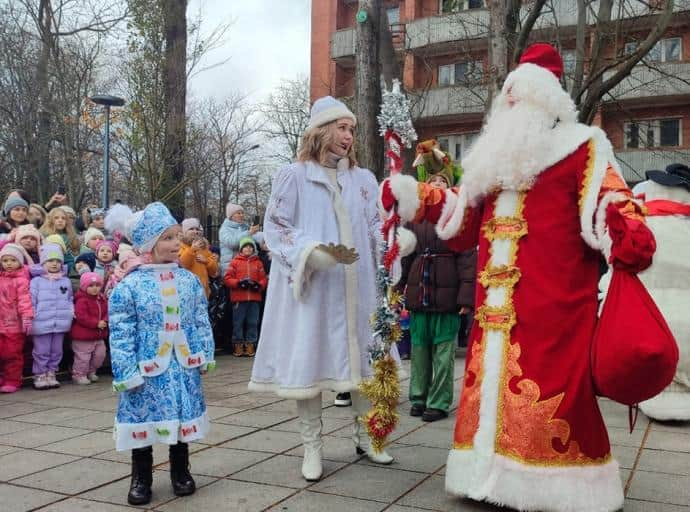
[0,243,33,392]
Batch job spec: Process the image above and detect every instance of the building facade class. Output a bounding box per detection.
[311,0,690,182]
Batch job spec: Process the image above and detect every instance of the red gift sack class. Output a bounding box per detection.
[591,270,678,406]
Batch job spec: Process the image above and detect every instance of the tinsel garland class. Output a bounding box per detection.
[357,77,417,455]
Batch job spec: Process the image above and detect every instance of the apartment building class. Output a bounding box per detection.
[311,0,690,182]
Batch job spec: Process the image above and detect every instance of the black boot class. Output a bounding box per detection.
[128,446,153,505]
[169,442,196,496]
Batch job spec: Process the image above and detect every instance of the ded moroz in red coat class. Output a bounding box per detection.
[224,253,267,303]
[380,44,656,512]
[71,290,109,341]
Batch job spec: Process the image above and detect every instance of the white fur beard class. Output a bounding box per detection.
[461,101,560,202]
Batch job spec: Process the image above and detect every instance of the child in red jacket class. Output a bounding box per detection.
[70,272,108,385]
[223,237,267,357]
[0,243,33,393]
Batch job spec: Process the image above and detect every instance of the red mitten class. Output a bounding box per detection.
[380,179,396,212]
[23,319,32,335]
[606,203,656,273]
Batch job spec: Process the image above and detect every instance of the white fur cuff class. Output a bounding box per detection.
[307,247,338,270]
[389,174,420,222]
[397,227,417,257]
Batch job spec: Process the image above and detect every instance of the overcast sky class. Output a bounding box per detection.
[187,0,311,103]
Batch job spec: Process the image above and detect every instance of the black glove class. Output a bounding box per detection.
[239,279,251,289]
[251,281,261,291]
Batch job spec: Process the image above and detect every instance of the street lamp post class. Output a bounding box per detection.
[235,144,261,203]
[90,94,125,209]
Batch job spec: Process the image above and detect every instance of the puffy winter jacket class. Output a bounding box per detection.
[179,242,219,297]
[71,290,109,341]
[30,271,74,335]
[224,253,267,303]
[0,268,33,334]
[400,221,477,313]
[218,219,251,272]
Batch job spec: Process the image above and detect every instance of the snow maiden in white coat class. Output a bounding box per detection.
[108,202,215,506]
[250,96,410,482]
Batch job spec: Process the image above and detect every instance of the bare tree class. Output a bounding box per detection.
[260,77,310,164]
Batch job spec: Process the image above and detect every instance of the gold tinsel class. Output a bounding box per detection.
[358,356,401,454]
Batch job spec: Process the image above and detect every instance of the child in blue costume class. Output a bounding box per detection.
[108,202,215,506]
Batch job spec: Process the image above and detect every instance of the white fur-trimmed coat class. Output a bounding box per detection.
[249,161,397,399]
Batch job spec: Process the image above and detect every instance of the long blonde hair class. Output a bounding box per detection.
[40,208,80,254]
[297,121,357,168]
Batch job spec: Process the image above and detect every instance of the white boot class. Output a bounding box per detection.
[296,395,323,481]
[351,390,394,464]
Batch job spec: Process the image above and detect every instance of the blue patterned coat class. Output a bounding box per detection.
[109,263,215,451]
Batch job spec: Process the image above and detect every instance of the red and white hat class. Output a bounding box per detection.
[518,42,564,80]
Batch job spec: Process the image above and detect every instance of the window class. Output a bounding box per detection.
[438,61,483,86]
[631,37,682,62]
[437,133,479,162]
[561,50,577,75]
[624,119,681,149]
[441,0,485,13]
[386,6,400,24]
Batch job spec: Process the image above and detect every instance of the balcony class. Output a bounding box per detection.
[331,28,355,59]
[615,149,690,182]
[413,85,488,120]
[605,61,690,101]
[406,10,489,51]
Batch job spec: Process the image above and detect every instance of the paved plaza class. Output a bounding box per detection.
[0,355,688,511]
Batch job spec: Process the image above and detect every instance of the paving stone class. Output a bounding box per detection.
[13,458,130,494]
[221,429,302,453]
[266,490,387,511]
[52,411,116,430]
[626,470,690,507]
[157,447,273,477]
[0,483,63,511]
[232,454,345,489]
[358,442,449,473]
[209,393,281,409]
[0,402,52,419]
[648,420,690,434]
[80,472,216,509]
[270,416,352,435]
[155,478,294,511]
[611,444,639,470]
[394,425,454,449]
[644,430,690,453]
[37,497,140,511]
[0,448,78,480]
[396,474,513,511]
[607,426,647,448]
[623,499,690,511]
[0,424,91,448]
[12,407,98,426]
[0,419,36,435]
[204,405,243,420]
[40,431,115,457]
[286,435,361,463]
[215,410,296,428]
[637,449,690,475]
[310,464,426,503]
[193,422,257,445]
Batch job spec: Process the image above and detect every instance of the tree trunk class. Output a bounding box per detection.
[161,0,187,220]
[34,0,54,203]
[487,0,511,101]
[354,0,384,180]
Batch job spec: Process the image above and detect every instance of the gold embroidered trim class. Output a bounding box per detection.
[482,216,528,242]
[578,139,596,214]
[475,303,517,334]
[478,264,522,289]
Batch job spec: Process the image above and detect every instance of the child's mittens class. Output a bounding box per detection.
[22,319,32,335]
